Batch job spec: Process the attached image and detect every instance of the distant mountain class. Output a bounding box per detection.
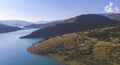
[24,23,45,29]
[100,13,120,22]
[21,14,118,38]
[0,20,33,27]
[0,23,21,33]
[36,20,65,24]
[24,20,65,29]
[35,21,49,24]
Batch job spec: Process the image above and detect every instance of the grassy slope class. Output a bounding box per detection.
[27,24,120,65]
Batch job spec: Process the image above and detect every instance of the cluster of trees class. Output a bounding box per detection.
[88,25,120,43]
[28,24,120,65]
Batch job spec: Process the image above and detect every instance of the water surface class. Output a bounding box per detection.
[0,29,63,65]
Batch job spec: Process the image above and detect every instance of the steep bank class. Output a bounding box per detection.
[27,24,120,65]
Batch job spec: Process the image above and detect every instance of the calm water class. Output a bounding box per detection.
[0,29,63,65]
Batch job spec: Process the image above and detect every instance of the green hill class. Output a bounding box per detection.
[21,14,118,38]
[27,24,120,65]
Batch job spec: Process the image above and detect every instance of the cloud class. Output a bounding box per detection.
[104,2,114,13]
[104,1,119,13]
[115,6,119,13]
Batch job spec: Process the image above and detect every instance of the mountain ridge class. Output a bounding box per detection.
[0,20,33,27]
[21,14,119,38]
[24,20,65,29]
[0,23,21,33]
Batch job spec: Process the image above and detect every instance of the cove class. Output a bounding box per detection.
[0,29,63,65]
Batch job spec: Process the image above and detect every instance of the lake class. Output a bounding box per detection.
[0,29,63,65]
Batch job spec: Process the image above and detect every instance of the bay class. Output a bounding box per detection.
[0,29,63,65]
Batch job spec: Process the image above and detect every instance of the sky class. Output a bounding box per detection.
[0,0,120,22]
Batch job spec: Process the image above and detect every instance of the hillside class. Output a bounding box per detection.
[27,24,120,65]
[0,23,21,33]
[22,14,118,38]
[24,20,65,29]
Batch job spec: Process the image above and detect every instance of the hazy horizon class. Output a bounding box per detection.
[0,0,120,22]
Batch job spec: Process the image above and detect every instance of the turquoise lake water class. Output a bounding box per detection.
[0,29,64,65]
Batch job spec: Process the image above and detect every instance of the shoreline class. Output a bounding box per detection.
[48,54,69,65]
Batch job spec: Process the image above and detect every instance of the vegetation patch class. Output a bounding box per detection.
[27,24,120,65]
